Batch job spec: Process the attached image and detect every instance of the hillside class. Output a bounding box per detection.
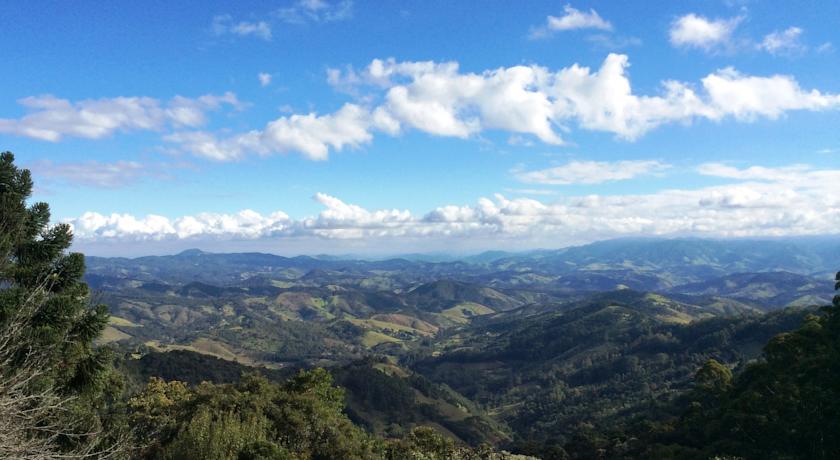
[668,271,831,310]
[119,351,508,446]
[413,292,811,448]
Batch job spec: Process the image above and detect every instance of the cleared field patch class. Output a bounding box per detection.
[370,314,438,334]
[273,292,335,320]
[146,338,241,363]
[361,331,401,348]
[350,318,435,337]
[440,302,495,324]
[98,326,132,344]
[108,316,142,327]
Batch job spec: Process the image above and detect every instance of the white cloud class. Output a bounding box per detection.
[66,164,840,247]
[377,59,563,143]
[275,0,353,24]
[28,160,177,188]
[211,1,351,45]
[260,104,374,160]
[212,15,272,40]
[516,160,671,185]
[258,72,272,87]
[669,13,741,50]
[700,68,840,120]
[167,103,375,161]
[163,131,255,162]
[504,188,559,196]
[585,34,642,50]
[697,163,822,183]
[231,21,272,40]
[543,54,707,139]
[0,92,240,142]
[69,209,291,241]
[671,14,813,56]
[530,5,612,38]
[303,193,413,239]
[167,54,840,161]
[348,54,840,139]
[758,27,805,55]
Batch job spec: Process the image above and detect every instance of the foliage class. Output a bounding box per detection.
[385,426,535,460]
[670,272,840,459]
[415,291,810,450]
[0,152,121,458]
[129,370,381,459]
[126,366,534,459]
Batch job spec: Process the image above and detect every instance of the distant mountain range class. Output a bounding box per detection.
[87,237,840,289]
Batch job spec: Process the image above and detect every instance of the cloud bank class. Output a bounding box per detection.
[65,164,840,251]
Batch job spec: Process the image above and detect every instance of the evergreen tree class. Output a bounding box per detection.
[0,151,117,457]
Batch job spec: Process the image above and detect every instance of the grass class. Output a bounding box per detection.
[361,331,401,348]
[98,326,132,343]
[369,314,438,333]
[440,302,495,324]
[350,318,434,336]
[269,280,296,288]
[108,316,142,327]
[146,338,242,363]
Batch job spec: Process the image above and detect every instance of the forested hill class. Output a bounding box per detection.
[414,292,811,450]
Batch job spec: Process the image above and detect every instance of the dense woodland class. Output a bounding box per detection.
[3,150,840,459]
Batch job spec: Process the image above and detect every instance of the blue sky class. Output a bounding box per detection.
[3,0,840,256]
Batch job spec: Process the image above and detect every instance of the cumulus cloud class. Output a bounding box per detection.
[66,163,840,247]
[368,54,840,140]
[669,13,741,51]
[0,92,240,142]
[530,5,612,39]
[516,160,671,185]
[700,68,840,120]
[69,209,292,241]
[258,72,272,87]
[167,103,375,161]
[166,54,840,161]
[275,0,353,24]
[260,104,375,160]
[212,15,272,40]
[758,27,805,55]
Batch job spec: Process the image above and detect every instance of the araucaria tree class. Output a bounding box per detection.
[0,151,117,458]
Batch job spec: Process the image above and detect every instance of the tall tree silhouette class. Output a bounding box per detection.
[0,151,116,458]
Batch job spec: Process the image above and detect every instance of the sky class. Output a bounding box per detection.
[3,0,840,256]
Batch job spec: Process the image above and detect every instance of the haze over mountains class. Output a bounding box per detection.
[87,237,839,293]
